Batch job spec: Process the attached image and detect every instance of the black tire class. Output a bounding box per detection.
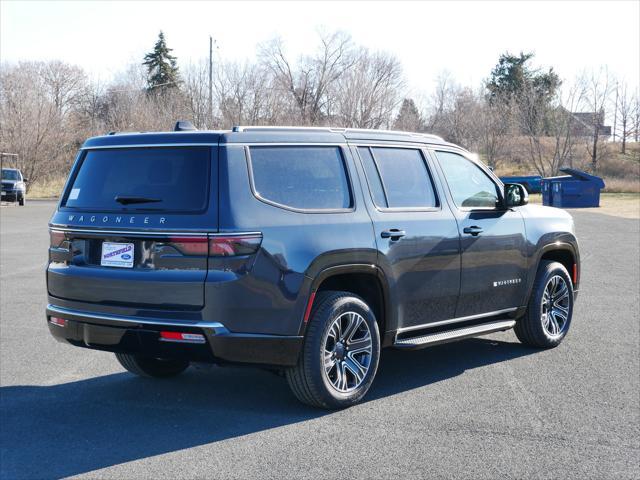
[515,260,574,348]
[18,195,25,206]
[286,291,380,409]
[115,353,189,378]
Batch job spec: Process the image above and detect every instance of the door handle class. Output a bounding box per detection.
[463,226,483,236]
[381,229,406,240]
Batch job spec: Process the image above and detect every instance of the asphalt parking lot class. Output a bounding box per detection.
[1,200,638,479]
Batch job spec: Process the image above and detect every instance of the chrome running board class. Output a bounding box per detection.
[393,319,516,349]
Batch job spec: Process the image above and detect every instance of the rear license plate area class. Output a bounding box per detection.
[100,242,134,268]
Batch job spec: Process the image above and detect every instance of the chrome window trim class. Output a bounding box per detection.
[396,307,518,334]
[430,147,506,212]
[354,145,442,213]
[350,142,440,149]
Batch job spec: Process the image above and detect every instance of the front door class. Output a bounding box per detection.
[432,150,528,318]
[351,145,461,331]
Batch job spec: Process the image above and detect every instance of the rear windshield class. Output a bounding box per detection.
[63,147,211,212]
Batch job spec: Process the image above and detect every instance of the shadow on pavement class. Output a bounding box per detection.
[0,337,536,479]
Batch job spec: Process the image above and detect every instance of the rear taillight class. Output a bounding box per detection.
[168,236,209,256]
[208,234,262,257]
[163,233,262,257]
[49,229,65,248]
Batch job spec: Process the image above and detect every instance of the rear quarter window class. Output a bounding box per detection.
[63,147,211,212]
[248,146,352,211]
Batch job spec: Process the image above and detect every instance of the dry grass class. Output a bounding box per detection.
[27,177,66,199]
[589,193,640,219]
[602,177,640,194]
[530,192,640,219]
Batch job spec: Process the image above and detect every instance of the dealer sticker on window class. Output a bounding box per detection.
[101,242,134,268]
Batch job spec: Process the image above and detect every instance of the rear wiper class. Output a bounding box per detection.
[114,195,162,205]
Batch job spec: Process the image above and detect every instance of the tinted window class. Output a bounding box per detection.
[370,147,437,208]
[249,146,351,210]
[2,169,20,181]
[64,147,210,212]
[357,147,387,207]
[436,151,500,208]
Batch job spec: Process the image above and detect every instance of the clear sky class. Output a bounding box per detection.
[1,0,639,95]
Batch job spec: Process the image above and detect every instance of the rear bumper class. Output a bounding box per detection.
[46,304,303,367]
[1,191,21,200]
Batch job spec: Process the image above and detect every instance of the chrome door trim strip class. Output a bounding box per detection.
[49,226,261,237]
[396,307,519,334]
[46,304,228,334]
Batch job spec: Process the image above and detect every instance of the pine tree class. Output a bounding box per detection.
[393,98,424,132]
[143,31,180,93]
[486,52,560,105]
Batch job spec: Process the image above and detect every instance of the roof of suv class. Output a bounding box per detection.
[81,126,459,149]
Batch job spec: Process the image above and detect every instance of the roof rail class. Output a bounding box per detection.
[232,126,346,133]
[345,128,444,141]
[231,125,443,141]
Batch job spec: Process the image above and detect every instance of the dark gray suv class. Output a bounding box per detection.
[47,125,580,408]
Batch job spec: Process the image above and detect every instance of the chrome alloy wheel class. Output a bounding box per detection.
[541,275,570,337]
[323,311,373,393]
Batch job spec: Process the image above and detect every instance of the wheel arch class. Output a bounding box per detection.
[529,242,579,298]
[301,264,394,346]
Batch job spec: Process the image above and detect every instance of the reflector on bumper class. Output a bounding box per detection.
[159,331,206,344]
[49,317,67,327]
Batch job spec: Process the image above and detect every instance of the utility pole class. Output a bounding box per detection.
[209,36,213,129]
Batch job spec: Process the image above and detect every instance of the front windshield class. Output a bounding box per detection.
[2,169,20,181]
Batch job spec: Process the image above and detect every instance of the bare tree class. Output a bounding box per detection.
[581,69,612,172]
[331,48,404,128]
[615,81,637,154]
[517,80,583,176]
[182,61,210,129]
[0,61,83,186]
[259,31,355,124]
[427,82,480,149]
[213,61,281,127]
[611,80,618,143]
[635,94,640,143]
[74,78,106,136]
[41,60,88,115]
[476,91,511,169]
[424,71,455,131]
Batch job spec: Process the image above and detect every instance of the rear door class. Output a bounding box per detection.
[47,146,216,310]
[432,149,528,318]
[352,145,460,330]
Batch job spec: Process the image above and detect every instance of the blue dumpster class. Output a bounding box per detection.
[499,175,542,193]
[542,168,605,208]
[541,174,569,205]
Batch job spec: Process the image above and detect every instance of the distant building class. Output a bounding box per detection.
[570,109,612,138]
